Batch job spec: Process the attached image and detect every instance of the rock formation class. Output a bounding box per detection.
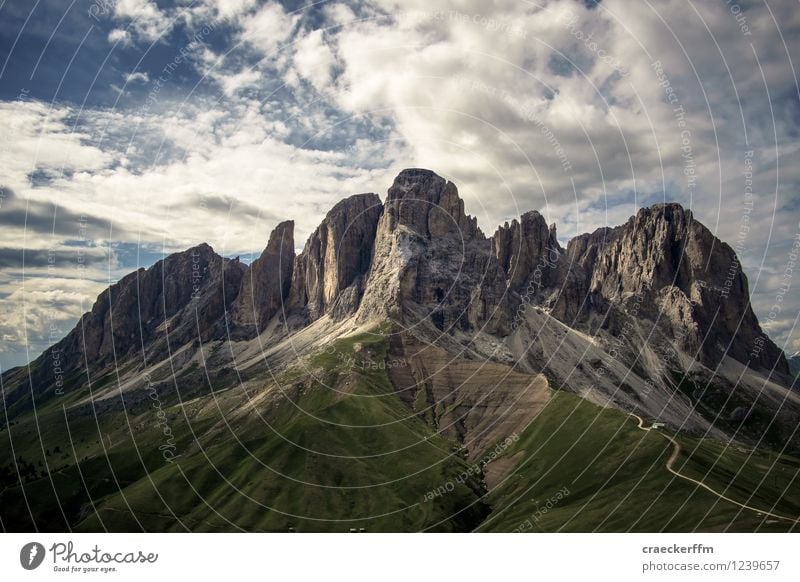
[232,220,294,336]
[28,243,245,387]
[290,193,383,321]
[358,169,508,333]
[3,169,791,436]
[493,210,561,291]
[566,204,787,374]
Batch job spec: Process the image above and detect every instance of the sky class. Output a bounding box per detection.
[0,0,798,370]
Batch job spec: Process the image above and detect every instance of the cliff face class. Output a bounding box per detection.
[382,168,481,239]
[357,169,508,333]
[290,193,383,321]
[566,204,786,374]
[232,220,295,336]
[493,210,561,292]
[490,211,594,324]
[38,243,246,382]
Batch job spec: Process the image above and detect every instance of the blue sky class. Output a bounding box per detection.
[0,0,799,369]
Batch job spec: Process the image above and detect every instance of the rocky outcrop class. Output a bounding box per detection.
[357,172,787,377]
[290,193,383,320]
[382,168,481,239]
[493,211,561,291]
[50,243,245,376]
[358,169,508,333]
[566,204,787,374]
[491,212,595,325]
[232,220,294,336]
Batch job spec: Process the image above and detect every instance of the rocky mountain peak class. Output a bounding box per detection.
[358,169,498,327]
[290,192,383,320]
[565,202,787,374]
[45,242,245,380]
[573,202,708,302]
[643,201,693,220]
[5,170,790,415]
[232,220,295,336]
[492,210,562,290]
[384,168,480,240]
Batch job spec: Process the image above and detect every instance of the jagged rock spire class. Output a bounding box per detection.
[232,220,295,335]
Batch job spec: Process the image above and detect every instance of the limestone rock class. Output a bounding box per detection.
[568,204,787,374]
[383,168,481,240]
[232,220,295,336]
[3,169,790,434]
[492,210,562,292]
[55,243,245,372]
[290,193,383,320]
[358,169,507,333]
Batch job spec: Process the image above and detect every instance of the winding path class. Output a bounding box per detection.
[627,413,800,524]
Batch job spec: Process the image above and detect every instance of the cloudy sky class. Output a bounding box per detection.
[0,0,798,370]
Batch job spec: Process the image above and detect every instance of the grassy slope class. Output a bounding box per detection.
[2,328,798,532]
[478,391,800,532]
[1,328,488,532]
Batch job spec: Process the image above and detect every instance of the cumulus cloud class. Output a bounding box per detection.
[0,271,110,368]
[112,0,174,42]
[108,28,132,45]
[0,96,389,257]
[218,68,262,96]
[0,100,113,194]
[289,30,337,92]
[124,71,150,84]
[240,1,300,55]
[204,0,257,20]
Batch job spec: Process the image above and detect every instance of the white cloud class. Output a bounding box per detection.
[290,30,336,92]
[240,1,300,55]
[205,0,257,20]
[108,28,132,45]
[113,0,173,42]
[219,68,261,96]
[0,100,113,194]
[0,98,383,254]
[322,3,359,27]
[124,71,150,84]
[0,272,110,367]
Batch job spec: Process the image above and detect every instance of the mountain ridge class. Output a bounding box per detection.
[1,168,794,442]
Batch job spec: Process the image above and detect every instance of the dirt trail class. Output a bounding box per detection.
[628,413,800,524]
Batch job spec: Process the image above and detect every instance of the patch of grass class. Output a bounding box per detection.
[477,391,800,532]
[673,437,800,516]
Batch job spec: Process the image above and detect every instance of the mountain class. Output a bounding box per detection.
[2,169,798,532]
